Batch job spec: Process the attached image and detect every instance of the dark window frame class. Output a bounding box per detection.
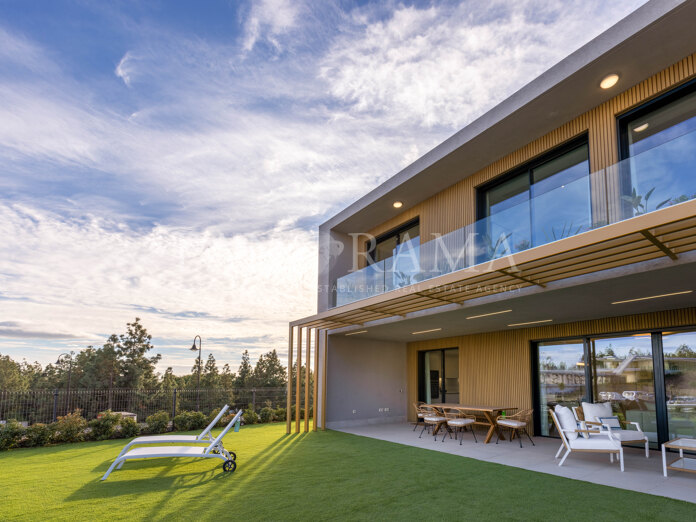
[417,347,458,404]
[366,217,419,265]
[617,77,696,161]
[475,133,590,222]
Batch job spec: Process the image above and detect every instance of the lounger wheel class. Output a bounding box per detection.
[229,451,236,461]
[223,460,236,473]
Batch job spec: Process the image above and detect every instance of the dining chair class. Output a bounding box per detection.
[412,401,426,431]
[419,405,446,441]
[444,407,477,444]
[495,408,535,447]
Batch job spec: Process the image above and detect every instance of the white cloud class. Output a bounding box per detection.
[115,51,135,86]
[242,0,301,52]
[320,0,648,129]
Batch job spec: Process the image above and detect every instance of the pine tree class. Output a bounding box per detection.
[235,350,253,388]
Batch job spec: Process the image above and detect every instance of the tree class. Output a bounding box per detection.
[161,367,178,389]
[0,354,25,389]
[234,350,253,388]
[219,363,235,389]
[114,318,161,388]
[253,349,287,387]
[202,354,220,388]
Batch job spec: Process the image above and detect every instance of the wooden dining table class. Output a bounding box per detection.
[427,404,515,444]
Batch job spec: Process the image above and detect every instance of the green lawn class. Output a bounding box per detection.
[0,423,693,520]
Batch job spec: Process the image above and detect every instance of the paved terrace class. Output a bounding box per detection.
[335,422,696,504]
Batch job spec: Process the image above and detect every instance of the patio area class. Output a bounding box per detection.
[336,422,696,504]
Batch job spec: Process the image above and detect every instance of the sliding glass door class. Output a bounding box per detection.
[591,334,658,447]
[663,330,696,439]
[536,340,587,436]
[419,348,459,404]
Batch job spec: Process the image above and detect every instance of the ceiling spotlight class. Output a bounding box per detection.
[600,73,619,89]
[393,201,403,209]
[633,123,649,132]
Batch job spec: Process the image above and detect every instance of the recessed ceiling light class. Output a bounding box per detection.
[345,330,368,336]
[466,309,512,320]
[411,328,442,335]
[393,201,403,209]
[611,290,692,305]
[507,319,553,327]
[600,73,619,89]
[633,123,649,132]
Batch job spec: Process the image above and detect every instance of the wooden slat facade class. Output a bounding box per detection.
[365,52,696,248]
[406,307,696,431]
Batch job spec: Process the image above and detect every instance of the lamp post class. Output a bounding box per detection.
[58,352,73,414]
[190,335,202,411]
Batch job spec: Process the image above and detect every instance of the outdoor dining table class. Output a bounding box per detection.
[427,404,515,444]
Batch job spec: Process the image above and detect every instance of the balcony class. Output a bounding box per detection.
[334,127,696,308]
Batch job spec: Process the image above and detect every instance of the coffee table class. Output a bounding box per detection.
[662,437,696,477]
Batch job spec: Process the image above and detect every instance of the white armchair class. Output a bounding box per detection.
[573,402,649,458]
[550,407,624,471]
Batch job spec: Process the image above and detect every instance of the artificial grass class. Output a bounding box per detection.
[0,423,693,521]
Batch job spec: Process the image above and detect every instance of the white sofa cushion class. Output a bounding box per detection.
[555,405,578,440]
[497,419,526,428]
[582,402,613,423]
[568,435,621,450]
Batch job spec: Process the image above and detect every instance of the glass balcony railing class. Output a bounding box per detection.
[334,128,696,308]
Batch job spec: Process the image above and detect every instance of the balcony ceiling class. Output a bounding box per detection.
[325,0,696,234]
[294,201,696,333]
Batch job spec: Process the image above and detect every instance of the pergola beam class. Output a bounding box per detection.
[641,230,678,260]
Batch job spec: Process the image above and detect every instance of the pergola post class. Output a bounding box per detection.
[286,325,293,434]
[304,328,311,432]
[295,327,302,433]
[322,329,328,430]
[312,328,319,432]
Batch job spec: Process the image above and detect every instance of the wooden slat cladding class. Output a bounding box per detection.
[406,307,696,431]
[367,53,696,243]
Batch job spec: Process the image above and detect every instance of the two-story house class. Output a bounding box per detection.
[289,0,696,449]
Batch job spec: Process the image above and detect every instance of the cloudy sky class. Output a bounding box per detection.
[0,0,647,374]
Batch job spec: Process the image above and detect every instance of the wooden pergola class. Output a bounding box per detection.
[286,200,696,434]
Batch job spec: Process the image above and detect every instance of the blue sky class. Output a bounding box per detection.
[0,0,646,374]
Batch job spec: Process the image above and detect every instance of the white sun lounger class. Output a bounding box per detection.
[111,405,231,464]
[101,410,242,480]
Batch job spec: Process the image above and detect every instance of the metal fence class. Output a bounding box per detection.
[0,387,293,425]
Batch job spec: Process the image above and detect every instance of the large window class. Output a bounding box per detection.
[418,348,459,404]
[478,138,591,257]
[533,328,696,447]
[619,80,696,217]
[368,219,420,289]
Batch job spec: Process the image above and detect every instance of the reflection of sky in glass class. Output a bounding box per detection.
[629,130,696,212]
[532,169,591,245]
[662,331,696,355]
[539,342,584,367]
[629,115,696,155]
[593,334,653,357]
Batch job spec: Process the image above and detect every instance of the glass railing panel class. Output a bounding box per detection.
[333,127,696,308]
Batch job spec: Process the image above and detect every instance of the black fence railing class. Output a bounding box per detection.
[0,387,293,425]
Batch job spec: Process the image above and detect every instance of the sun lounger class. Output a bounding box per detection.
[111,405,231,465]
[101,410,242,480]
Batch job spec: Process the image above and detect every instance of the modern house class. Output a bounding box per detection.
[288,0,696,450]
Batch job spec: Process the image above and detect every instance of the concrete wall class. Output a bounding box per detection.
[326,335,407,429]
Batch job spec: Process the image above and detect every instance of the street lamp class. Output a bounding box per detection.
[190,335,202,411]
[58,352,73,414]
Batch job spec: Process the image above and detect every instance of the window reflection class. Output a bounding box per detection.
[591,334,657,447]
[663,331,696,439]
[537,340,586,436]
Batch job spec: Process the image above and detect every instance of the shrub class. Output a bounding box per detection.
[173,411,207,432]
[259,407,274,423]
[274,408,286,421]
[145,411,170,434]
[23,423,53,447]
[118,417,141,438]
[52,411,88,443]
[0,420,26,451]
[242,409,258,425]
[89,411,122,440]
[207,407,228,428]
